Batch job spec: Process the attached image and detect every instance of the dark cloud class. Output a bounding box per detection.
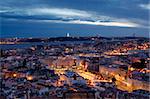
[0,0,149,37]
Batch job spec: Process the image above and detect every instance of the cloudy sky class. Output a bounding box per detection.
[0,0,149,38]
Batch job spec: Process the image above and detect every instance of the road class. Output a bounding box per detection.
[52,66,137,92]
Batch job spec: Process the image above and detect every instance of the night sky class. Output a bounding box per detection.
[0,0,149,38]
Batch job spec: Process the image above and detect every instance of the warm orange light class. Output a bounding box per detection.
[27,76,33,80]
[130,67,134,71]
[127,83,131,87]
[13,73,17,77]
[121,77,125,80]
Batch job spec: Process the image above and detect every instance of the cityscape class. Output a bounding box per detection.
[0,0,150,99]
[0,36,150,99]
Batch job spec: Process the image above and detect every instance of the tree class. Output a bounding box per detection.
[73,74,77,80]
[140,59,146,68]
[112,77,116,83]
[131,59,146,69]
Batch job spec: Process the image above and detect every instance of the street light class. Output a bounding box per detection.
[13,73,17,77]
[26,75,33,81]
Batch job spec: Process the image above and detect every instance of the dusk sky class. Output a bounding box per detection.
[0,0,149,38]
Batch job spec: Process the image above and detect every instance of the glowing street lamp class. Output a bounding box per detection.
[129,67,134,71]
[27,75,33,81]
[13,73,17,77]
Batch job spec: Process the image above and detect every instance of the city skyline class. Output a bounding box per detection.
[0,1,150,97]
[0,0,149,38]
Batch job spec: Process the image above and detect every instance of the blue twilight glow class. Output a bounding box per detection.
[0,0,149,38]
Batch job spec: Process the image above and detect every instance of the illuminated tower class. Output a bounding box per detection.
[67,33,70,37]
